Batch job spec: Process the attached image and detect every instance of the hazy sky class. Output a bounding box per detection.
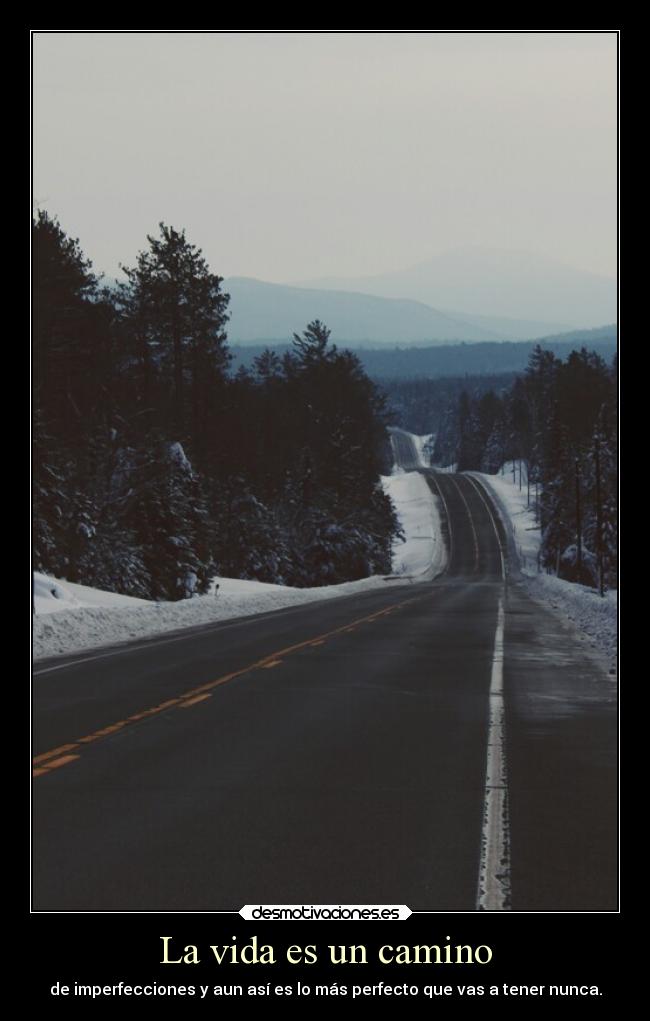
[33,31,617,283]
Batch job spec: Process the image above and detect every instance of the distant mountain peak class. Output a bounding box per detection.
[224,276,575,346]
[290,247,616,328]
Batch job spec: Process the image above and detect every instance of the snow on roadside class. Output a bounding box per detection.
[33,576,391,661]
[34,454,445,661]
[34,572,150,615]
[521,573,617,674]
[382,470,445,579]
[473,462,540,576]
[475,465,617,675]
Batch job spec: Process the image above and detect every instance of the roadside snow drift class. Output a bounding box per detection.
[33,442,446,661]
[34,573,150,615]
[475,465,617,675]
[382,470,445,578]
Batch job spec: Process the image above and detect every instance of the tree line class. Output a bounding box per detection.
[435,347,617,591]
[230,332,617,382]
[33,212,400,600]
[380,374,516,438]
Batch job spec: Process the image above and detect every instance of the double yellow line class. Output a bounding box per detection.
[33,593,424,778]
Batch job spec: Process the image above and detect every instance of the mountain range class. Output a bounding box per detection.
[293,247,616,330]
[225,276,574,346]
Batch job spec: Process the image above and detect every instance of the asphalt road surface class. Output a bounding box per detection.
[33,432,617,911]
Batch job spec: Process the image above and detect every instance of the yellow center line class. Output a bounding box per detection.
[33,743,79,764]
[33,592,426,776]
[178,693,212,708]
[33,754,80,777]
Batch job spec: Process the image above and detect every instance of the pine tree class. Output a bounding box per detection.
[34,211,118,431]
[457,391,485,470]
[33,211,118,581]
[583,405,617,591]
[119,223,231,449]
[291,319,333,364]
[481,413,508,473]
[132,440,215,600]
[539,413,576,575]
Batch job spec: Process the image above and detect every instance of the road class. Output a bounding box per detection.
[33,432,617,911]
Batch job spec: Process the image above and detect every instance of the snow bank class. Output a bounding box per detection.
[33,574,397,661]
[472,463,541,576]
[34,453,444,661]
[522,573,617,674]
[382,471,446,579]
[33,573,150,615]
[475,466,617,674]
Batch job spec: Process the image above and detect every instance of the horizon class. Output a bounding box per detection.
[34,31,617,287]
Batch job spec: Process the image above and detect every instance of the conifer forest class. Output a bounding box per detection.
[33,212,399,600]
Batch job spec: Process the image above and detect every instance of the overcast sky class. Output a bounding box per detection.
[33,31,617,283]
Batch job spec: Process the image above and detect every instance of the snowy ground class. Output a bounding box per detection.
[382,469,446,579]
[32,447,616,673]
[474,463,618,676]
[33,440,446,661]
[34,573,150,615]
[473,461,540,575]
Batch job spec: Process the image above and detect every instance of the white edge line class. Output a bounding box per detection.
[33,608,303,675]
[461,474,511,910]
[476,596,510,911]
[33,596,387,676]
[428,470,512,910]
[33,575,426,677]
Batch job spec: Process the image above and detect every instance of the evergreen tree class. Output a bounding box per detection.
[33,212,117,578]
[118,223,231,449]
[291,319,332,364]
[481,412,508,474]
[132,440,215,600]
[34,210,116,435]
[33,219,425,599]
[538,413,575,575]
[457,391,484,470]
